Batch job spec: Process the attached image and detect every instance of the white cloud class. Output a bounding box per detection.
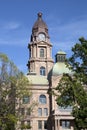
[0,20,31,46]
[49,15,87,52]
[0,15,87,50]
[0,21,21,30]
[0,38,28,46]
[53,41,74,51]
[50,15,87,38]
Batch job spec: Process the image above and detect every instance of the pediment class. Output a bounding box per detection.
[37,41,52,47]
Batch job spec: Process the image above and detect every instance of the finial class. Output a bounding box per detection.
[38,12,42,19]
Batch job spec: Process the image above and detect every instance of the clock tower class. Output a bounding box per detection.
[27,12,54,76]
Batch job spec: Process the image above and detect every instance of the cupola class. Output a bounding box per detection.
[55,50,66,62]
[52,50,72,76]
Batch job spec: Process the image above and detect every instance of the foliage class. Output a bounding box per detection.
[21,124,31,129]
[68,37,87,85]
[55,37,87,130]
[0,53,32,130]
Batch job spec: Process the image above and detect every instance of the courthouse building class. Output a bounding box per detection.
[18,12,74,130]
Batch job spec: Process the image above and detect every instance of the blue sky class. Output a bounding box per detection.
[0,0,87,73]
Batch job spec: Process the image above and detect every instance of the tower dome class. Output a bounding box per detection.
[52,62,72,76]
[32,12,48,30]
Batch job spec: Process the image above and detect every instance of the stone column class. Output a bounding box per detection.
[58,119,60,130]
[55,120,57,130]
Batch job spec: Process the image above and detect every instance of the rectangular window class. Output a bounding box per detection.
[61,120,70,128]
[44,108,48,116]
[38,108,42,116]
[21,108,25,115]
[21,121,25,125]
[38,120,42,129]
[27,120,30,125]
[62,121,65,128]
[27,108,31,115]
[40,67,45,76]
[44,120,47,130]
[66,121,70,128]
[27,121,31,129]
[23,96,30,104]
[21,121,25,129]
[40,48,44,57]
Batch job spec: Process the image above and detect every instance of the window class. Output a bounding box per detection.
[21,108,25,115]
[21,121,25,125]
[44,108,48,116]
[59,106,72,112]
[23,96,30,104]
[21,121,25,129]
[63,56,65,61]
[38,121,42,130]
[27,121,31,129]
[27,120,30,125]
[44,120,47,130]
[27,108,31,115]
[40,67,45,76]
[40,48,44,57]
[61,120,70,129]
[21,120,31,129]
[38,108,42,116]
[39,95,46,104]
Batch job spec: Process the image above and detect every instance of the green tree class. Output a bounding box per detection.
[55,37,87,130]
[0,53,32,130]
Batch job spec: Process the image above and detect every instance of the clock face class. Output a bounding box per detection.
[38,33,46,41]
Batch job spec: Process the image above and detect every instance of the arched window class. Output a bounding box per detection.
[40,48,44,57]
[40,66,45,76]
[39,95,46,104]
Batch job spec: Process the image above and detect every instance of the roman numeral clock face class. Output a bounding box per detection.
[38,33,46,41]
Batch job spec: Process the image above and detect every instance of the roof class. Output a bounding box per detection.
[56,50,66,55]
[26,74,49,85]
[32,12,48,29]
[52,62,72,76]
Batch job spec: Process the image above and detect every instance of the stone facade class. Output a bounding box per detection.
[17,12,74,130]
